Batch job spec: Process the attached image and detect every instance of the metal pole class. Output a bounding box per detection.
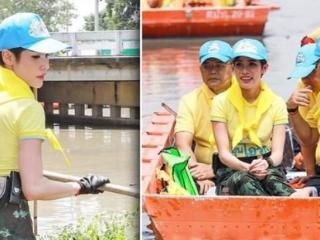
[43,170,139,198]
[94,0,99,31]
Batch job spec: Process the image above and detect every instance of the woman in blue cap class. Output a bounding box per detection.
[210,38,311,196]
[0,13,108,239]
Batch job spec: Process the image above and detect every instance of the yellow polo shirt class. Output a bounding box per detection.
[175,83,217,164]
[305,94,320,164]
[0,67,47,177]
[297,80,319,122]
[211,92,288,158]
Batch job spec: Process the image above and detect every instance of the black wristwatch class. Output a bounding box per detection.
[287,107,298,113]
[265,157,274,167]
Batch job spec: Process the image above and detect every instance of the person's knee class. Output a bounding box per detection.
[230,171,256,186]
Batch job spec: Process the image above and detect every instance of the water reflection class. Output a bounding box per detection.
[32,125,139,234]
[142,1,320,238]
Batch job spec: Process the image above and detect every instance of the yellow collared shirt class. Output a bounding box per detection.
[175,83,217,164]
[211,91,288,158]
[0,98,46,176]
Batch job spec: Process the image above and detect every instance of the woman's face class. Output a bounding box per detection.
[233,57,268,91]
[6,49,49,89]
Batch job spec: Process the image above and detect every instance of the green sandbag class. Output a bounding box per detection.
[160,147,199,196]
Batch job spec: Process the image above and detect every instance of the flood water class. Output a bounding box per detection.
[31,125,139,235]
[142,0,320,238]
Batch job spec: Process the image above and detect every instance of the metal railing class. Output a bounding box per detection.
[51,30,140,56]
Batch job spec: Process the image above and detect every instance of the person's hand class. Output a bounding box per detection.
[189,162,214,180]
[287,86,312,109]
[289,175,310,187]
[78,174,110,194]
[249,158,268,172]
[249,158,268,180]
[196,179,215,195]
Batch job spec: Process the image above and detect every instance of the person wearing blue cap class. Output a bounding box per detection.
[0,13,108,238]
[211,38,312,196]
[287,43,320,184]
[175,40,234,195]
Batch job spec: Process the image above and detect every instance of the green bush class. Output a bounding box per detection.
[37,211,138,240]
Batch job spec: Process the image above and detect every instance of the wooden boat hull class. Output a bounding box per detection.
[143,6,276,38]
[142,106,320,239]
[144,194,320,239]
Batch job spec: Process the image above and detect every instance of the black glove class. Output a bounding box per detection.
[78,174,110,194]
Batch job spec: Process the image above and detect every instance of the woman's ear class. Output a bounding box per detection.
[1,50,15,67]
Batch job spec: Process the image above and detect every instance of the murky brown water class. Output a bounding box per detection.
[142,0,320,238]
[30,125,139,234]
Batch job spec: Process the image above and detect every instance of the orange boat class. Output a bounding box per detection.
[142,1,280,38]
[142,105,320,240]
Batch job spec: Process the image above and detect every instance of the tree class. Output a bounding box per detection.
[84,0,139,31]
[0,0,77,32]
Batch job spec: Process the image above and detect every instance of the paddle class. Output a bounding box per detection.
[161,102,177,117]
[43,170,139,198]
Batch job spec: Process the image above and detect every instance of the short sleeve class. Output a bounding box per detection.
[175,96,195,134]
[211,94,227,123]
[273,97,288,125]
[305,104,319,128]
[17,101,46,139]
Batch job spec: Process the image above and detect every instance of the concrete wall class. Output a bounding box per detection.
[39,57,139,127]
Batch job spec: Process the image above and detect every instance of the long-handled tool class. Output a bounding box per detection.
[161,102,177,117]
[43,170,139,198]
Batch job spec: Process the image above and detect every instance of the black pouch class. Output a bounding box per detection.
[8,171,25,205]
[0,176,10,208]
[304,175,320,196]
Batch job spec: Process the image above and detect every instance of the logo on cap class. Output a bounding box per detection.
[208,43,220,54]
[295,52,305,64]
[29,18,49,38]
[235,41,258,54]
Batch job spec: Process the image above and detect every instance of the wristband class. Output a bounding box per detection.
[287,107,298,113]
[265,157,274,167]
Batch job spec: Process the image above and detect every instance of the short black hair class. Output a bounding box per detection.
[232,57,267,66]
[0,48,25,66]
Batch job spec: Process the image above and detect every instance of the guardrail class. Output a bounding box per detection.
[51,30,140,56]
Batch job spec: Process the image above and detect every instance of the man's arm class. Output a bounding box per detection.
[175,131,198,164]
[175,131,214,180]
[287,86,318,145]
[288,112,318,146]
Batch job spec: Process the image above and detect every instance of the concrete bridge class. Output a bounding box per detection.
[38,30,139,127]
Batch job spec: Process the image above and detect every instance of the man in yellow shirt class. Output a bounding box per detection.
[175,40,233,194]
[287,43,320,179]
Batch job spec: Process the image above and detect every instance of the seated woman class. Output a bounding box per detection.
[211,38,311,196]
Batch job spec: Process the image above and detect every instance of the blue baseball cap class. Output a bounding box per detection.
[315,38,320,57]
[288,44,320,79]
[0,13,69,53]
[199,40,233,64]
[233,38,267,61]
